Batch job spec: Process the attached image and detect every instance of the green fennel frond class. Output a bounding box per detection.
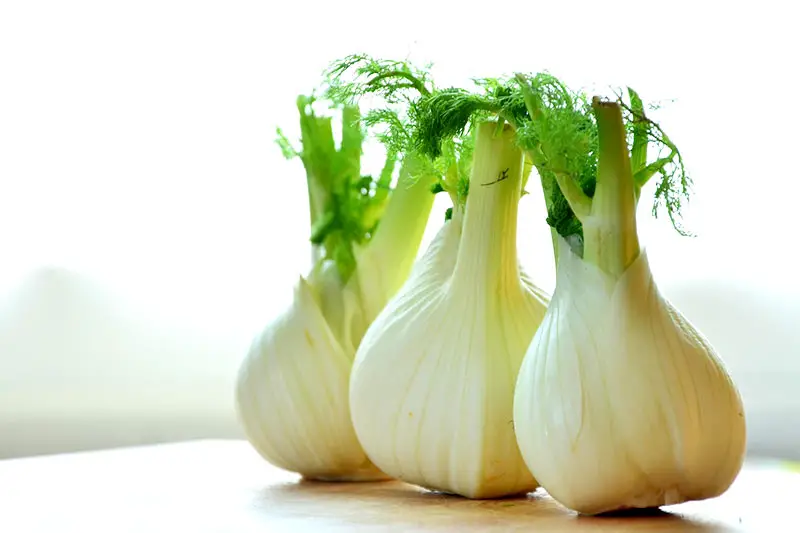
[325,54,444,182]
[325,53,432,104]
[362,107,412,156]
[327,55,484,212]
[405,73,596,233]
[619,88,693,236]
[403,87,501,209]
[410,89,500,160]
[511,73,598,245]
[511,76,693,243]
[408,76,543,162]
[648,132,692,236]
[343,59,695,242]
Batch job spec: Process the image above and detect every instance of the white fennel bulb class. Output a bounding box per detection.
[236,97,436,481]
[512,95,746,514]
[236,275,368,479]
[349,121,550,499]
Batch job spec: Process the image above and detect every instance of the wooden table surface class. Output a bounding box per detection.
[0,439,798,532]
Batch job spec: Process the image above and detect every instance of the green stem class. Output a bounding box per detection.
[294,96,333,229]
[553,171,592,220]
[365,154,437,293]
[582,98,640,278]
[451,121,523,293]
[303,161,330,230]
[628,87,649,177]
[368,71,431,96]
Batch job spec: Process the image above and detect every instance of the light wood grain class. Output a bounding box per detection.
[0,440,797,532]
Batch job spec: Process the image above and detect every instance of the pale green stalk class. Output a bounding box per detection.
[581,99,641,278]
[366,154,437,291]
[451,121,523,292]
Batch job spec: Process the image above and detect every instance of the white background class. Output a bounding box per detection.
[0,0,798,459]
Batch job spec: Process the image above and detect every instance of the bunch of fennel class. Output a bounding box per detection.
[235,94,437,481]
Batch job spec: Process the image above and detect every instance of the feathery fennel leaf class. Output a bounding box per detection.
[326,53,432,104]
[620,90,693,236]
[327,54,479,210]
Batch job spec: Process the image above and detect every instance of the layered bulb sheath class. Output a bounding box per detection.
[236,164,435,481]
[236,275,383,481]
[349,122,550,498]
[513,101,746,514]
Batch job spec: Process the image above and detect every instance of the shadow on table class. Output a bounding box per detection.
[250,479,737,532]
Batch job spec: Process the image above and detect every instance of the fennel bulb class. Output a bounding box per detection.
[236,96,435,481]
[349,121,550,498]
[513,97,746,514]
